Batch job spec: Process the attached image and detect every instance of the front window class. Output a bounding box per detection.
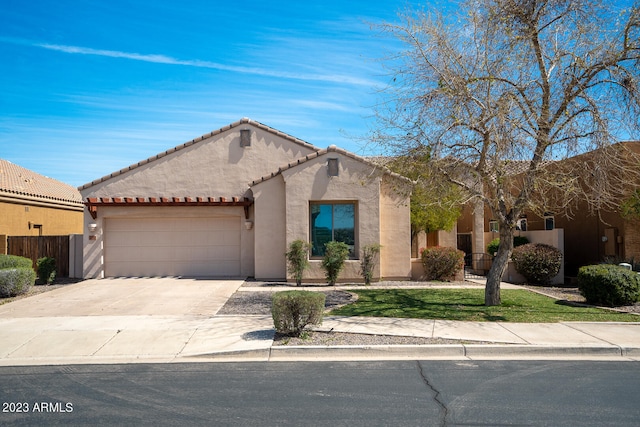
[310,202,356,257]
[544,214,555,230]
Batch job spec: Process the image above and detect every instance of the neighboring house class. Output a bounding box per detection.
[0,159,83,253]
[79,118,412,281]
[453,141,640,280]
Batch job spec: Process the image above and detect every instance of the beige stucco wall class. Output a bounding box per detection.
[0,200,83,237]
[252,151,411,282]
[379,175,412,280]
[81,205,253,279]
[252,175,287,280]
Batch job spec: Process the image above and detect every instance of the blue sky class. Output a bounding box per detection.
[1,0,415,187]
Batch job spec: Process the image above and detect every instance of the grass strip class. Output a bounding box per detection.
[330,289,640,322]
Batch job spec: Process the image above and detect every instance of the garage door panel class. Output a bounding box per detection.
[104,217,241,277]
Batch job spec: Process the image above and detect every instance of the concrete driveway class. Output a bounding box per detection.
[0,278,274,365]
[0,277,244,318]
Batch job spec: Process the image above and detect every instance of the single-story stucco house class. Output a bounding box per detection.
[79,118,412,282]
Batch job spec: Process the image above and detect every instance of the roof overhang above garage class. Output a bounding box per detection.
[85,196,253,220]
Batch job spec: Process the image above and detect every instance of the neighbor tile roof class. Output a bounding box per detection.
[0,159,83,205]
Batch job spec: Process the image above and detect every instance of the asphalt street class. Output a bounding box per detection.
[1,361,639,426]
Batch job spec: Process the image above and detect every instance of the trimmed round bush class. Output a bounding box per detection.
[511,243,563,285]
[0,254,33,270]
[0,268,36,298]
[271,290,326,336]
[578,264,640,307]
[420,246,465,281]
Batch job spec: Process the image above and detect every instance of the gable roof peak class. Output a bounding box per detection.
[250,145,412,186]
[79,118,320,190]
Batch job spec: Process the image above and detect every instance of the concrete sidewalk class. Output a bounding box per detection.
[1,279,639,365]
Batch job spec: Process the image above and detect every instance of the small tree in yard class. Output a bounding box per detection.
[321,241,350,285]
[373,0,640,305]
[286,240,310,286]
[360,244,382,285]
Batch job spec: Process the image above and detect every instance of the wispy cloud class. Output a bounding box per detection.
[1,37,377,86]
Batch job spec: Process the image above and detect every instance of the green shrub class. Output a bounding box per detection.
[321,241,350,285]
[511,243,563,285]
[487,236,529,256]
[420,246,465,281]
[0,268,36,297]
[271,290,325,336]
[578,264,640,306]
[286,240,310,286]
[0,254,33,270]
[36,257,56,284]
[360,244,382,285]
[487,238,500,256]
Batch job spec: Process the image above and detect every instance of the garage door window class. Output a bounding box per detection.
[310,202,356,258]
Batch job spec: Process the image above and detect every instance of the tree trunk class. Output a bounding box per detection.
[485,226,515,306]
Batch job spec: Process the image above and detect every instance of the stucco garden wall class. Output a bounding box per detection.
[379,176,412,280]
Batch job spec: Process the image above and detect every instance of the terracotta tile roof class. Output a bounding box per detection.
[78,118,321,190]
[85,196,252,219]
[250,145,413,186]
[0,159,83,205]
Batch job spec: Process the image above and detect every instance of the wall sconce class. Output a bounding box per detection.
[244,221,253,230]
[88,223,98,232]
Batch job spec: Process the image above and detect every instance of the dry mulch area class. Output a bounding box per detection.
[217,289,357,316]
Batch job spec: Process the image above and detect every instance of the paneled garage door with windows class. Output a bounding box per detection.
[104,216,241,277]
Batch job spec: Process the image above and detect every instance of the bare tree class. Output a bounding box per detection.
[372,0,640,305]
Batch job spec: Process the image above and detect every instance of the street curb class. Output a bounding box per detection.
[184,344,640,362]
[184,348,271,362]
[269,344,465,361]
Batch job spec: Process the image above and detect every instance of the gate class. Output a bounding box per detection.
[7,236,70,277]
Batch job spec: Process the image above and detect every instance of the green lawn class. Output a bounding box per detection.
[330,289,640,322]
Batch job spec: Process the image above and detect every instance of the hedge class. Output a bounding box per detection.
[578,264,640,307]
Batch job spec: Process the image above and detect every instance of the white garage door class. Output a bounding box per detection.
[104,217,241,277]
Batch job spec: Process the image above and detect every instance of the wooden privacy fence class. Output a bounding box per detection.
[7,235,70,277]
